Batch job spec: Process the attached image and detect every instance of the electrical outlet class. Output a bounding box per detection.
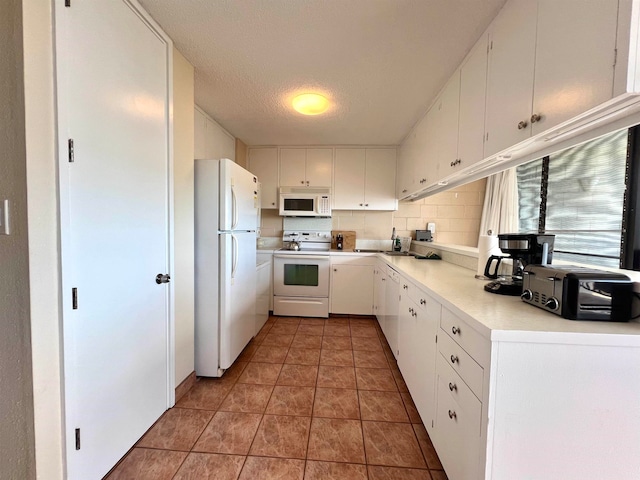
[427,222,435,234]
[0,199,10,235]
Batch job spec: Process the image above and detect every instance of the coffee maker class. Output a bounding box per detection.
[484,233,555,296]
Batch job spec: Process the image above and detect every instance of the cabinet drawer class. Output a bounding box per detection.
[438,330,483,399]
[406,281,432,311]
[441,307,487,364]
[331,255,375,266]
[435,356,482,480]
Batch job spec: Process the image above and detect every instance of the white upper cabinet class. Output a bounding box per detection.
[334,148,397,210]
[279,148,332,187]
[334,148,366,209]
[531,0,618,136]
[435,72,461,178]
[364,149,397,210]
[485,0,619,157]
[248,147,278,208]
[279,148,306,186]
[458,33,489,170]
[484,0,537,158]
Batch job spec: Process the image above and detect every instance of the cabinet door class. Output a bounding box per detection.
[458,34,488,169]
[414,104,439,188]
[330,264,374,315]
[205,118,235,160]
[397,138,417,198]
[248,148,279,208]
[484,0,537,158]
[334,148,366,209]
[279,148,306,186]
[385,277,400,359]
[397,290,414,370]
[531,0,618,136]
[365,149,397,210]
[306,148,333,187]
[194,108,207,159]
[411,292,440,432]
[436,72,461,178]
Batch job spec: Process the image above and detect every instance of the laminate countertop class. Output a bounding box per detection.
[376,254,640,346]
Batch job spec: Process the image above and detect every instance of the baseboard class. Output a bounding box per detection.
[175,371,196,403]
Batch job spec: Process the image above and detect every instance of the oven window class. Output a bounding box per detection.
[283,264,319,286]
[284,198,314,212]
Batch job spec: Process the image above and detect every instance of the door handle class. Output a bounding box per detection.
[231,234,238,279]
[231,185,238,229]
[156,273,170,284]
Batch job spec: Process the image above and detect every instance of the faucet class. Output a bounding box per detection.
[391,227,397,241]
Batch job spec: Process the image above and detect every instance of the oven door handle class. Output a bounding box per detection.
[274,255,330,261]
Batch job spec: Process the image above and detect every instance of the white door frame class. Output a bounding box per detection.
[53,0,175,475]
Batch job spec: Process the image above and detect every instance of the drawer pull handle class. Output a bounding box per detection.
[448,410,457,420]
[449,382,457,392]
[420,298,426,305]
[451,326,460,335]
[450,355,459,364]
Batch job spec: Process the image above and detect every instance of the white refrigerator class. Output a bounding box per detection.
[195,158,258,376]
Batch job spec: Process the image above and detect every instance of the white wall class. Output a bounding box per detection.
[173,48,195,385]
[22,0,64,478]
[1,0,36,478]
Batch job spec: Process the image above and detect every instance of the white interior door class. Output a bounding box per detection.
[56,2,172,478]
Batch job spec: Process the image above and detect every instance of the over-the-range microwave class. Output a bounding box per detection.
[279,186,332,217]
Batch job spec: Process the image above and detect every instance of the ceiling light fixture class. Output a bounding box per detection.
[292,93,329,115]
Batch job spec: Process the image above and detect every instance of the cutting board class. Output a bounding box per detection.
[331,230,357,251]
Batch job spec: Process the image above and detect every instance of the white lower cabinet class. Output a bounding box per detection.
[373,261,387,329]
[255,261,270,335]
[329,256,374,315]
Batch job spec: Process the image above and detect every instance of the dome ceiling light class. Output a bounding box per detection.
[292,93,330,116]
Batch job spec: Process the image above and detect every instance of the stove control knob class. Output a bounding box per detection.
[545,297,559,311]
[521,289,533,301]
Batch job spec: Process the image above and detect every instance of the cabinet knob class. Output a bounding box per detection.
[306,181,309,186]
[408,307,414,314]
[530,113,542,124]
[450,354,459,364]
[420,298,426,305]
[271,202,275,206]
[301,180,304,184]
[451,326,460,335]
[448,410,457,420]
[402,189,408,193]
[517,120,529,130]
[449,382,457,392]
[403,285,408,290]
[365,203,369,207]
[412,311,418,318]
[333,268,337,272]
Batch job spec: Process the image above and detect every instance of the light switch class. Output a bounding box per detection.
[0,199,10,235]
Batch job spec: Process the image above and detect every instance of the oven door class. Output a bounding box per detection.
[273,254,330,297]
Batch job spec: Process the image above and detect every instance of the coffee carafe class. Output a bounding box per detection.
[484,233,555,296]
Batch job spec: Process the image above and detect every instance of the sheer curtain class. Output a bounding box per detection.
[479,168,519,236]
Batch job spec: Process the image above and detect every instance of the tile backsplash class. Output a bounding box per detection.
[259,178,486,248]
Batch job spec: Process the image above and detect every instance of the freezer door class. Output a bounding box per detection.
[219,232,257,369]
[219,158,259,231]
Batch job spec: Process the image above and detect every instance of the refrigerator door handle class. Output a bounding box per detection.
[231,184,238,230]
[231,234,238,280]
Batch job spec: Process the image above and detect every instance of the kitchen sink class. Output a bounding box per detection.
[352,249,415,256]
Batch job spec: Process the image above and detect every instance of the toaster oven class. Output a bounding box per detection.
[521,265,633,322]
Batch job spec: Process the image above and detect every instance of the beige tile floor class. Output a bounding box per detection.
[105,315,448,480]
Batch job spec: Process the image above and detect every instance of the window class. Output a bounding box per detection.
[516,129,628,268]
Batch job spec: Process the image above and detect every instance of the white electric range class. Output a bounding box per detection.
[273,230,331,317]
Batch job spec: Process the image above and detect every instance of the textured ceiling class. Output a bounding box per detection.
[140,0,506,146]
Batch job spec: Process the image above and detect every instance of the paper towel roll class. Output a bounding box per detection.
[476,234,499,278]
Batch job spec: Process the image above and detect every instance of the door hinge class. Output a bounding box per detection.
[489,40,493,51]
[613,48,618,68]
[485,132,489,142]
[72,288,78,310]
[75,428,81,450]
[432,420,434,428]
[435,334,438,343]
[68,139,74,163]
